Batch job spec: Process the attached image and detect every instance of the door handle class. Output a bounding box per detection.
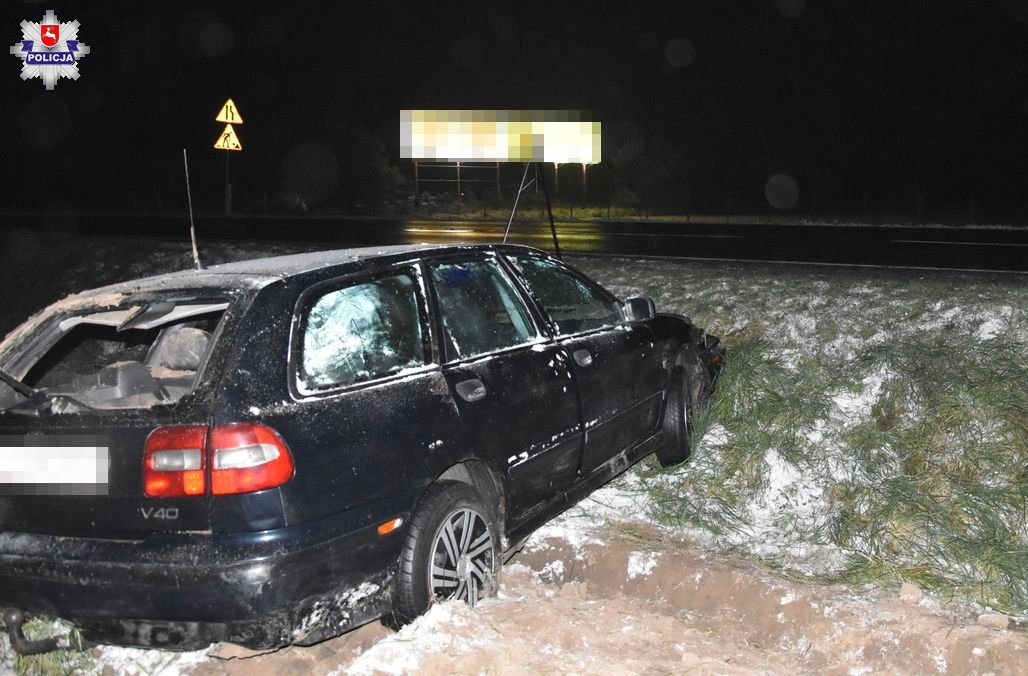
[456,378,487,402]
[573,348,594,368]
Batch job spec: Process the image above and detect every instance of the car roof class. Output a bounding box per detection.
[69,243,547,296]
[0,243,545,357]
[202,243,454,277]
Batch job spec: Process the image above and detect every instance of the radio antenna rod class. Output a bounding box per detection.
[182,148,204,270]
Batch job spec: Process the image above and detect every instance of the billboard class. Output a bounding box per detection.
[400,110,601,164]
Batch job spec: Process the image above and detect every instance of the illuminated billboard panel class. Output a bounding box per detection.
[400,110,601,164]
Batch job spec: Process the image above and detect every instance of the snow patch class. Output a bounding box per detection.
[527,476,656,554]
[342,600,497,675]
[95,644,209,676]
[977,305,1012,339]
[627,550,659,579]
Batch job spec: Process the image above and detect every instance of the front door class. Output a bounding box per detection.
[506,254,664,476]
[427,255,582,519]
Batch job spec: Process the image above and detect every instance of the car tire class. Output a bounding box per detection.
[394,481,499,623]
[656,363,695,467]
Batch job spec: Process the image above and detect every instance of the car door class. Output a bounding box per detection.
[264,265,465,525]
[426,254,582,518]
[507,254,664,476]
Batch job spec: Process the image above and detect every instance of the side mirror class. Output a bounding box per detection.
[623,296,656,323]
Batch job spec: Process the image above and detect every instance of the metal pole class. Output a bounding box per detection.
[503,162,533,243]
[536,162,562,259]
[456,161,462,200]
[224,153,231,216]
[414,160,420,207]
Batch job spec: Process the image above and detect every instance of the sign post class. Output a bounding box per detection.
[213,99,243,215]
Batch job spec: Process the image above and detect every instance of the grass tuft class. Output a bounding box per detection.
[8,619,92,676]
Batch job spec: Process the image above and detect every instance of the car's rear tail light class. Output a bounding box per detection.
[143,425,207,497]
[143,423,293,498]
[210,423,294,496]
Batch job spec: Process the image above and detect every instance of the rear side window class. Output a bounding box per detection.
[300,272,426,391]
[513,257,623,335]
[430,259,538,360]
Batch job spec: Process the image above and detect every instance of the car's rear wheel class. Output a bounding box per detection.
[657,363,696,467]
[394,481,499,622]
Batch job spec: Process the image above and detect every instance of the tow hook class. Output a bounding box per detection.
[2,608,81,655]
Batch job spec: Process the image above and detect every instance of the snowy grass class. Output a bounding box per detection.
[575,256,1028,616]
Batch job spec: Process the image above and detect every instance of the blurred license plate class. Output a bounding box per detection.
[0,436,109,495]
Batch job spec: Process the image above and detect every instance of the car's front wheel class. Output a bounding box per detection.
[394,481,499,622]
[656,362,697,467]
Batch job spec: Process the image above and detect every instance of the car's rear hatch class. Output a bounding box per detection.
[0,413,213,536]
[0,289,248,538]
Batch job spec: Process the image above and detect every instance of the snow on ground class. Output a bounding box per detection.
[94,645,210,675]
[341,603,487,676]
[526,473,658,553]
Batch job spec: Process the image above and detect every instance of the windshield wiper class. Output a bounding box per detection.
[0,369,96,412]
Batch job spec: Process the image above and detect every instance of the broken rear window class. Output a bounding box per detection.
[1,301,227,414]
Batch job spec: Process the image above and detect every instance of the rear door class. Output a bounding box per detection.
[260,264,465,525]
[426,254,582,517]
[508,254,664,476]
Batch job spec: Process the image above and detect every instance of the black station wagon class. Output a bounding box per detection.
[0,243,722,652]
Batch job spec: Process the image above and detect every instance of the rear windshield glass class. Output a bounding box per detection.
[0,302,227,414]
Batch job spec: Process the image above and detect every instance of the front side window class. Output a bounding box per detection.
[430,259,538,360]
[300,272,426,391]
[513,257,623,335]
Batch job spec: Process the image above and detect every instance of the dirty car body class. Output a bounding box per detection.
[0,244,723,650]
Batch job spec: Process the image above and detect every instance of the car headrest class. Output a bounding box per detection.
[152,326,211,371]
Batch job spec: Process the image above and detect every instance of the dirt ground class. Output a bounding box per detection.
[158,524,1027,676]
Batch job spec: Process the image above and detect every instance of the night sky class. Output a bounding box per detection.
[4,1,1028,220]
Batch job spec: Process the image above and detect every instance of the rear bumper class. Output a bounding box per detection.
[0,501,410,649]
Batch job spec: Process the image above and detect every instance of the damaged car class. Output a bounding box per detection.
[0,243,723,652]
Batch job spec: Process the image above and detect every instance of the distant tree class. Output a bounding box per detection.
[334,128,407,209]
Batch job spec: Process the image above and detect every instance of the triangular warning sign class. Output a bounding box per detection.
[214,124,243,151]
[215,99,243,124]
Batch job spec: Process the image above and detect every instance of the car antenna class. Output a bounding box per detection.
[182,148,205,270]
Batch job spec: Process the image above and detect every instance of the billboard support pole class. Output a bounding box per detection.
[535,162,562,259]
[503,162,533,244]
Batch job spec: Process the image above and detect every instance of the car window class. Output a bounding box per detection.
[5,303,227,413]
[300,272,426,391]
[430,259,538,360]
[512,257,623,335]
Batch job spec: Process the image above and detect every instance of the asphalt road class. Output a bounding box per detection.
[11,213,1028,272]
[403,219,1028,271]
